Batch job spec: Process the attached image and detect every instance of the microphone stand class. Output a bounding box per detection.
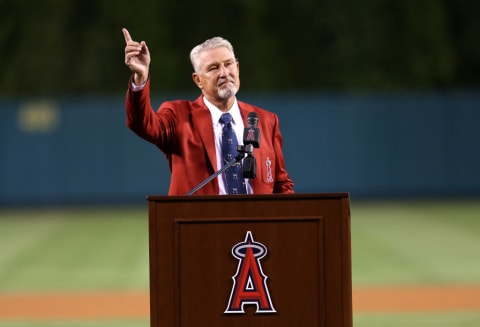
[186,145,254,196]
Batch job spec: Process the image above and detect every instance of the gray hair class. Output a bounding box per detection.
[189,37,236,73]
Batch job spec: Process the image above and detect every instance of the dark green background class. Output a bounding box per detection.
[1,0,479,96]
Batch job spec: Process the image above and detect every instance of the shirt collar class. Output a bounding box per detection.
[203,96,242,126]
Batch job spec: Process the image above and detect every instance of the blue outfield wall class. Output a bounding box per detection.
[0,92,479,206]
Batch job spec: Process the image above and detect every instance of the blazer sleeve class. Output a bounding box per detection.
[270,113,295,193]
[125,77,177,154]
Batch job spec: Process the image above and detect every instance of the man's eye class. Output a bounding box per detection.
[208,66,218,71]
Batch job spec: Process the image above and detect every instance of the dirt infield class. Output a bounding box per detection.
[1,286,479,320]
[0,291,149,320]
[353,285,480,313]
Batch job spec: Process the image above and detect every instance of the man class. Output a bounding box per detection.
[122,28,294,195]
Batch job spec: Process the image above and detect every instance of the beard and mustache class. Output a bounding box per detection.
[217,77,238,99]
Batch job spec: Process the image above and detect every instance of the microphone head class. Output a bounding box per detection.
[244,112,260,148]
[247,112,259,128]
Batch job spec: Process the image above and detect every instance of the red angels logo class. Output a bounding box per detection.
[245,128,255,142]
[225,231,276,314]
[265,157,273,183]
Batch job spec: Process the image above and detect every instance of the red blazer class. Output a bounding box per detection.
[126,79,294,195]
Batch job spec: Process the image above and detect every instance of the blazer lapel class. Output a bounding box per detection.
[192,96,218,171]
[239,104,249,126]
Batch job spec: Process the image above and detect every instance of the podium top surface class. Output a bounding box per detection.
[147,192,349,203]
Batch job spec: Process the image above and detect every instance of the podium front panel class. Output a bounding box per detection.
[148,193,351,327]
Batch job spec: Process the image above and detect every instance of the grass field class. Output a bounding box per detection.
[0,206,149,292]
[1,199,479,326]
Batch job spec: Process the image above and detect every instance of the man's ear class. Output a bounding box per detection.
[192,73,202,89]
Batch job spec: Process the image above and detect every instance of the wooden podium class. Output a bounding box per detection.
[147,193,352,327]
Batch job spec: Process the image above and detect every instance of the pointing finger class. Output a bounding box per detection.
[122,28,132,44]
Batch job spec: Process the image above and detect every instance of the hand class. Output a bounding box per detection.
[122,28,151,85]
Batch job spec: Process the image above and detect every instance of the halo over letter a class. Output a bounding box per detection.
[225,231,276,314]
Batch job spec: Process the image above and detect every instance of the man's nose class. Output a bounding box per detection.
[219,64,229,76]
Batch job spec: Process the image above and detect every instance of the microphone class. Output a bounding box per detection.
[242,112,260,178]
[243,112,260,148]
